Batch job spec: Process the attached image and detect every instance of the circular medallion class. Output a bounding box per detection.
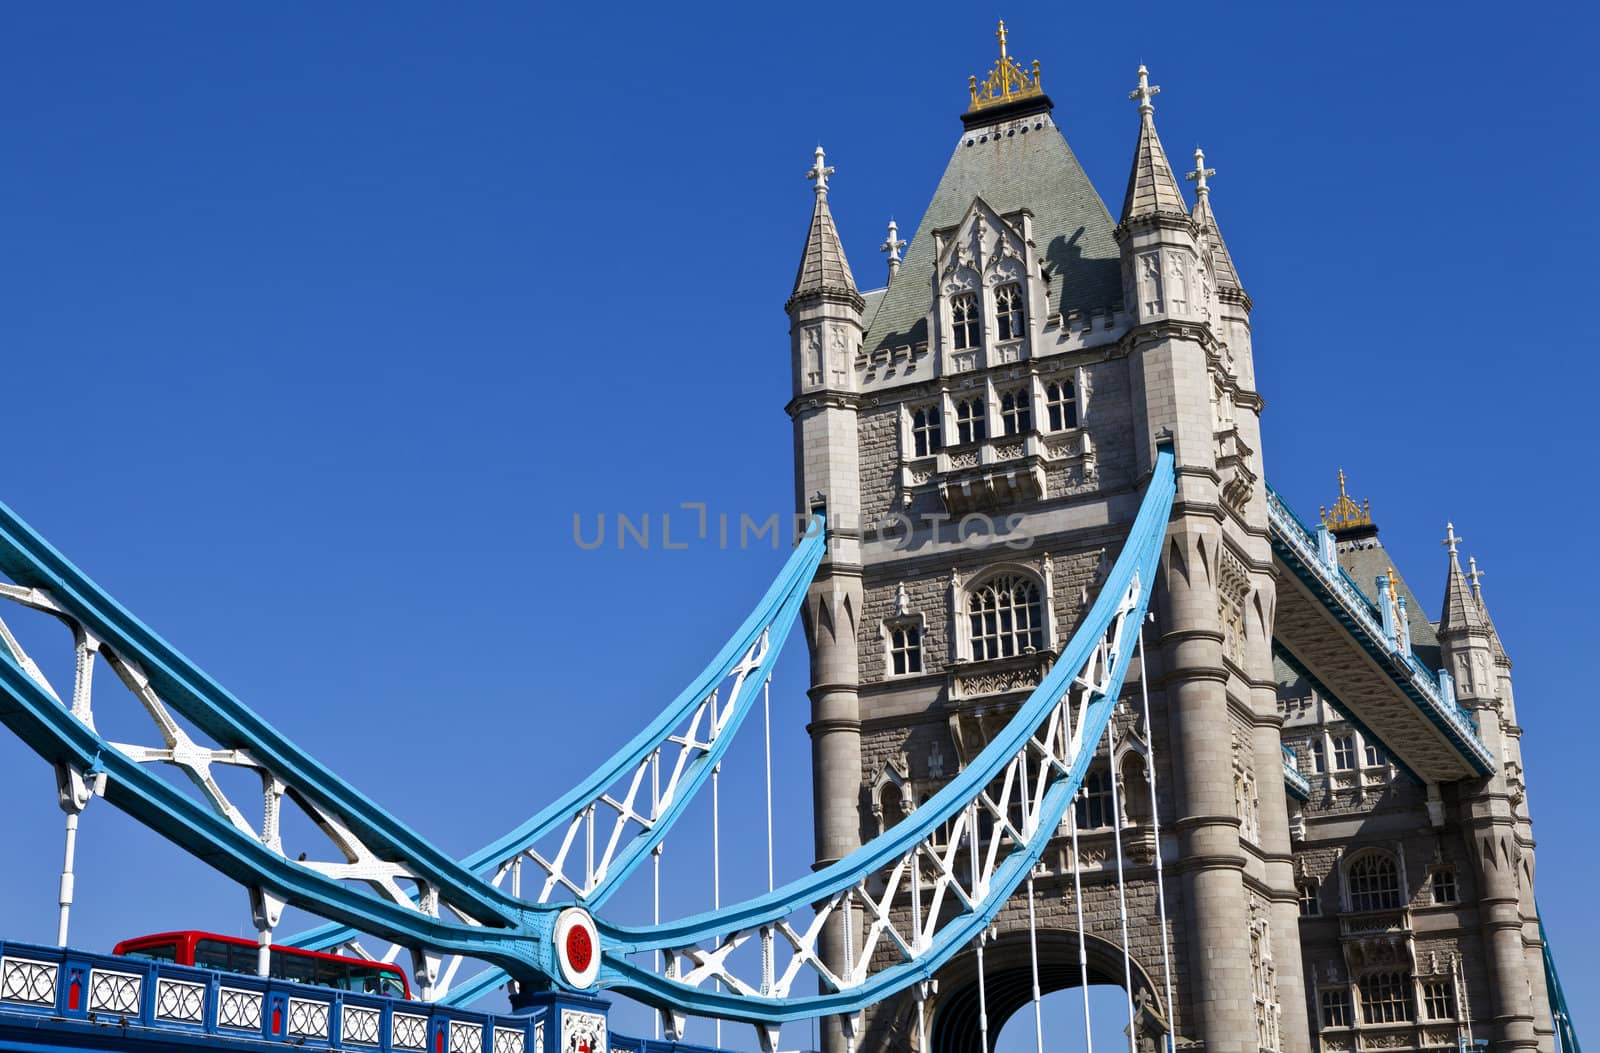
[553,907,601,990]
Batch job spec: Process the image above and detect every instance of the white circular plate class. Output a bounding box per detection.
[553,907,601,990]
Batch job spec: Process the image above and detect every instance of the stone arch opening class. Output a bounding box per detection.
[929,928,1164,1053]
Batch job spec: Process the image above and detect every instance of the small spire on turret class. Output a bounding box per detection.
[1119,65,1188,223]
[1439,521,1489,637]
[1187,146,1245,298]
[1186,147,1215,198]
[1442,522,1463,558]
[806,145,834,197]
[788,145,861,312]
[880,219,906,279]
[1468,556,1485,604]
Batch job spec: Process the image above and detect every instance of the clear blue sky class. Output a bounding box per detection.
[0,3,1594,1050]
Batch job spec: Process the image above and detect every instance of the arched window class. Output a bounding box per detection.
[1347,852,1402,912]
[955,397,987,444]
[999,388,1031,435]
[879,783,906,833]
[1045,380,1078,430]
[995,284,1025,341]
[967,573,1043,660]
[911,405,942,457]
[1358,971,1414,1023]
[951,293,980,350]
[1075,768,1114,829]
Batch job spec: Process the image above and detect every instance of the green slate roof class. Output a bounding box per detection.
[861,113,1123,354]
[1338,543,1442,673]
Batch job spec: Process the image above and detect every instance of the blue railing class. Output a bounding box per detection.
[1264,486,1494,774]
[0,939,539,1053]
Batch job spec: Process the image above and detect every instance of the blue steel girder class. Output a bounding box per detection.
[1265,487,1494,782]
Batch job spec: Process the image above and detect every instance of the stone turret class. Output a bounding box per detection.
[785,145,866,1053]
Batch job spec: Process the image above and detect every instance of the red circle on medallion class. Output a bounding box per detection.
[565,923,593,974]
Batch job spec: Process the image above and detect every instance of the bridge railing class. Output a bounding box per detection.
[1281,744,1311,801]
[1264,486,1494,773]
[0,939,540,1053]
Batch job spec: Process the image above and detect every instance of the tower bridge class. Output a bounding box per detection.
[0,22,1581,1053]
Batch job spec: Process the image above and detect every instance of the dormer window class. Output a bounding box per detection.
[1045,380,1078,431]
[995,284,1025,341]
[912,405,943,457]
[951,293,980,350]
[955,397,987,445]
[999,389,1031,436]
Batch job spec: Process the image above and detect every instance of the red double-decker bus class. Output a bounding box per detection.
[113,932,410,999]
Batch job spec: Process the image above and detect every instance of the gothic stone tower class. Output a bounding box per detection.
[786,28,1301,1053]
[784,25,1546,1053]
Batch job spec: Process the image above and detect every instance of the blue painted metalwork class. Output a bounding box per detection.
[1265,486,1494,774]
[1281,744,1310,802]
[1539,906,1582,1053]
[585,450,1176,1024]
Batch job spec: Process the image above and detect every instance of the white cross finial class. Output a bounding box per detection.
[806,146,834,196]
[1467,556,1485,592]
[880,219,906,276]
[1129,64,1161,114]
[1441,522,1462,557]
[1186,146,1216,195]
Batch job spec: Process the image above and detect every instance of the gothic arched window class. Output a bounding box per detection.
[911,405,942,457]
[1074,768,1113,830]
[1358,971,1414,1023]
[1346,851,1402,912]
[967,573,1043,660]
[955,397,987,445]
[1045,379,1078,431]
[999,388,1031,435]
[995,284,1025,341]
[951,293,980,350]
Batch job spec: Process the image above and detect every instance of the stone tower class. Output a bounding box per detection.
[785,25,1549,1053]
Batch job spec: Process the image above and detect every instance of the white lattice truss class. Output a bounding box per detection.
[0,573,773,999]
[636,572,1143,1017]
[0,581,488,994]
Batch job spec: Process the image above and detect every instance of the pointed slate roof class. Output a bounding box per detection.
[1438,526,1489,637]
[1120,68,1188,223]
[1192,184,1243,292]
[790,190,858,305]
[861,111,1122,353]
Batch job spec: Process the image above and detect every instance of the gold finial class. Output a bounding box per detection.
[1321,467,1374,533]
[967,19,1044,113]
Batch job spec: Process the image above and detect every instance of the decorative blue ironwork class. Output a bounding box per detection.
[1539,906,1582,1053]
[1281,744,1310,802]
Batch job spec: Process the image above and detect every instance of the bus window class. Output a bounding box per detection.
[194,938,256,975]
[350,965,405,998]
[120,941,179,963]
[274,952,318,985]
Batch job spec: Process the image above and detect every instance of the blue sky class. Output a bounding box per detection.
[0,2,1595,1049]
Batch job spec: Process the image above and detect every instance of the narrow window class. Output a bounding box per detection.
[999,388,1031,435]
[1320,988,1352,1028]
[951,293,980,350]
[912,406,942,457]
[1045,380,1079,430]
[995,284,1025,341]
[1311,738,1327,774]
[889,625,923,676]
[1359,972,1414,1024]
[1431,867,1458,904]
[967,574,1043,660]
[1075,769,1113,830]
[955,397,987,445]
[1364,741,1383,767]
[1299,879,1321,917]
[1347,853,1403,912]
[1423,979,1455,1020]
[1332,734,1356,771]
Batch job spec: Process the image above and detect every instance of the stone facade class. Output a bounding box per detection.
[785,33,1547,1053]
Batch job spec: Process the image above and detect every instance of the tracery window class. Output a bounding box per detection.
[912,405,942,457]
[1320,988,1353,1028]
[1359,972,1414,1024]
[1331,733,1357,771]
[952,293,980,350]
[1045,379,1078,431]
[1075,768,1114,830]
[999,388,1031,436]
[955,397,987,445]
[966,573,1043,660]
[1422,979,1454,1020]
[888,625,923,676]
[995,283,1025,341]
[1347,852,1402,912]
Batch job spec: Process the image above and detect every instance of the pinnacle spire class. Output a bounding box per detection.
[1439,522,1489,637]
[789,146,861,310]
[1468,556,1509,659]
[1120,66,1189,223]
[1187,146,1244,294]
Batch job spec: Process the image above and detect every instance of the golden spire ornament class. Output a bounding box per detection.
[967,19,1043,113]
